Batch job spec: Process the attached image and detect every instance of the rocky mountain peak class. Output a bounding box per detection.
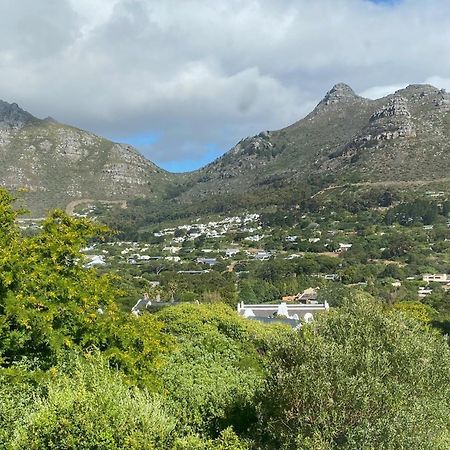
[398,84,441,96]
[320,83,358,105]
[0,100,36,129]
[393,84,450,112]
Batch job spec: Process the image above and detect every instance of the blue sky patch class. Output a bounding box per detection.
[160,144,224,173]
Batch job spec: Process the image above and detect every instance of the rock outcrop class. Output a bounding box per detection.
[320,83,358,105]
[0,100,36,129]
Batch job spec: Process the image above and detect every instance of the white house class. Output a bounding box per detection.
[418,287,433,298]
[422,274,449,283]
[237,301,329,325]
[84,255,106,268]
[163,246,182,254]
[338,243,353,252]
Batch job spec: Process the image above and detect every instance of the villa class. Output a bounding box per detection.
[237,301,329,327]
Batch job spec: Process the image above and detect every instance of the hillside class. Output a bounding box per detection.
[2,83,450,218]
[0,100,174,215]
[180,83,450,200]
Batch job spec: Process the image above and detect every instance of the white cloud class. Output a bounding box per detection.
[1,0,450,169]
[424,76,450,92]
[359,83,409,99]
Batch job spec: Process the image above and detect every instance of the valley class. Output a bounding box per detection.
[2,82,450,449]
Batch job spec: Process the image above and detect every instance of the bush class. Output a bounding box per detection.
[258,294,450,449]
[155,304,281,438]
[8,356,175,449]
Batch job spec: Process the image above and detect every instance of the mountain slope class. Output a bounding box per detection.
[180,83,450,201]
[3,82,450,218]
[0,100,174,214]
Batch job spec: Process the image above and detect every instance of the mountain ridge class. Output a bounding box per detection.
[177,82,450,203]
[0,99,174,214]
[1,82,450,216]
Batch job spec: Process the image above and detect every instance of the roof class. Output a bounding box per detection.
[238,301,329,320]
[131,298,152,314]
[248,317,300,328]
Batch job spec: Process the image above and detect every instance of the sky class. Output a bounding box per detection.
[1,0,450,172]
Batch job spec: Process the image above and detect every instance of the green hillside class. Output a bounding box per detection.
[180,83,450,202]
[0,100,175,215]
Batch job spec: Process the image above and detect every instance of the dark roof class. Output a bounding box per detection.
[131,298,152,313]
[248,317,300,328]
[243,304,326,319]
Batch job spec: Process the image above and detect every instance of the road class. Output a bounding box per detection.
[311,177,450,199]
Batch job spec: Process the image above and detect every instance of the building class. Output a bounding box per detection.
[197,257,217,266]
[163,246,182,254]
[282,288,319,303]
[422,274,449,283]
[225,248,240,257]
[132,296,196,315]
[337,243,353,253]
[84,255,106,268]
[418,287,433,298]
[237,301,329,327]
[177,270,210,274]
[254,250,271,260]
[131,293,152,316]
[323,274,339,281]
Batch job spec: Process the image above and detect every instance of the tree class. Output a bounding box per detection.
[393,301,436,325]
[258,294,450,449]
[0,190,171,378]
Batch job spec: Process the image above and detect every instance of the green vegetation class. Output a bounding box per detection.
[260,295,450,449]
[1,188,450,448]
[94,182,450,331]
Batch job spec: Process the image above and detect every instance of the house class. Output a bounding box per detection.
[418,287,433,298]
[337,243,352,253]
[177,270,211,274]
[422,274,449,283]
[132,295,194,315]
[254,250,271,261]
[237,301,329,327]
[131,294,152,316]
[197,257,217,266]
[84,255,106,268]
[165,256,181,262]
[163,246,182,254]
[282,288,319,304]
[324,274,339,281]
[225,248,240,257]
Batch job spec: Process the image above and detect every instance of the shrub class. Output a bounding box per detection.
[258,294,450,449]
[9,356,175,449]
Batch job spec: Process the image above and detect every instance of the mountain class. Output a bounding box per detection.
[0,100,174,214]
[180,83,450,201]
[3,82,450,218]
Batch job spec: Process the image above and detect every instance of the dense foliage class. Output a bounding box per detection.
[259,295,450,449]
[1,188,450,448]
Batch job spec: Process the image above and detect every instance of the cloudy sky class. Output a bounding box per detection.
[1,0,450,171]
